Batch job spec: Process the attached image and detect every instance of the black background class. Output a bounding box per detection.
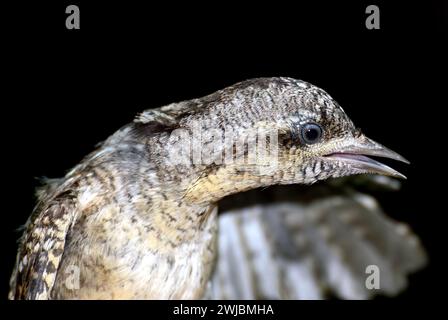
[1,0,446,311]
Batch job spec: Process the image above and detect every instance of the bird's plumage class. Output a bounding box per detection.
[9,77,423,299]
[208,177,426,299]
[10,188,77,299]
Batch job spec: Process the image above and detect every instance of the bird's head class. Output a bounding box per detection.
[257,77,410,184]
[188,77,407,185]
[158,77,409,203]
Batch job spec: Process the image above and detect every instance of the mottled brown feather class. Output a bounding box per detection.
[10,190,78,299]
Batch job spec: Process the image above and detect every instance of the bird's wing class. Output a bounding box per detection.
[208,177,427,299]
[9,187,78,300]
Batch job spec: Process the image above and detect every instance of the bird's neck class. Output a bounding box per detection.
[181,164,279,204]
[148,122,295,205]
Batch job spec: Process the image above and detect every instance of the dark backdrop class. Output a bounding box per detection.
[2,0,446,303]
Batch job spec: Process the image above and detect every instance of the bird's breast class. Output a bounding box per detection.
[52,193,218,299]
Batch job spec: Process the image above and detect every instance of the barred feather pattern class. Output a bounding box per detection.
[207,178,427,299]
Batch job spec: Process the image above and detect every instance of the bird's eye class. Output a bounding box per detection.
[300,123,323,144]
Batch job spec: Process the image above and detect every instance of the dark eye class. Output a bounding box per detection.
[300,122,323,144]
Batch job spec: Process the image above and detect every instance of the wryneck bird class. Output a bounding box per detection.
[10,77,411,299]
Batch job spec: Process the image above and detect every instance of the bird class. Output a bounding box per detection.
[8,77,424,299]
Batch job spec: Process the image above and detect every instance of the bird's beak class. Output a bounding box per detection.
[323,135,410,179]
